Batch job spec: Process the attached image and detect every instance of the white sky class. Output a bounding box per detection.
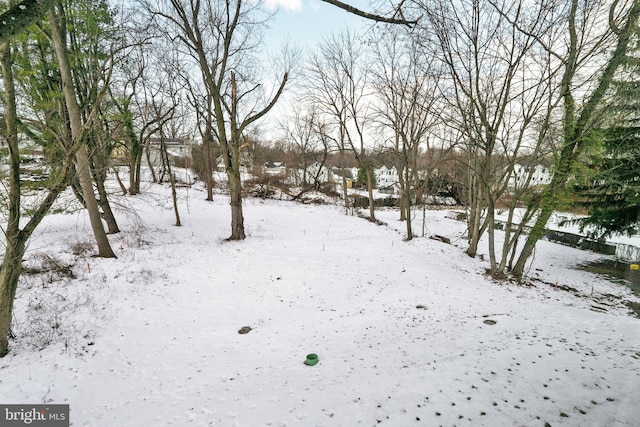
[263,0,371,54]
[258,0,375,141]
[264,0,304,12]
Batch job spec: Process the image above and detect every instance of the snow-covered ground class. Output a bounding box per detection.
[1,184,639,426]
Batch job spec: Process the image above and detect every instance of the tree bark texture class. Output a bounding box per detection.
[48,4,116,258]
[0,34,24,356]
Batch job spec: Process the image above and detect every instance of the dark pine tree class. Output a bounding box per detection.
[575,41,640,237]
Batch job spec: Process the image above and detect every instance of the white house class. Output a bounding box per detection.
[263,161,287,176]
[291,161,331,187]
[375,165,399,191]
[509,163,553,189]
[330,167,358,190]
[147,137,191,167]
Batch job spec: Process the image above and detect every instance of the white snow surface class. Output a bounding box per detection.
[1,184,639,426]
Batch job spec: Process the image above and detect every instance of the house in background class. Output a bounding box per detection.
[263,161,287,176]
[375,165,399,194]
[147,137,192,167]
[289,161,331,187]
[329,167,358,191]
[508,162,553,189]
[303,164,402,194]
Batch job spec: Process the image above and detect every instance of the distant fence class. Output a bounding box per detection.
[439,212,640,262]
[615,243,640,262]
[545,230,582,247]
[349,196,398,208]
[581,239,617,256]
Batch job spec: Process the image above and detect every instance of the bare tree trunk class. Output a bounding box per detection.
[202,138,214,200]
[90,145,120,234]
[466,185,483,257]
[127,127,140,195]
[133,146,143,194]
[145,141,158,183]
[341,176,350,211]
[160,135,182,226]
[412,144,422,205]
[0,35,24,356]
[404,161,413,240]
[512,188,556,277]
[170,171,181,226]
[48,4,115,258]
[398,163,407,221]
[227,169,245,240]
[340,149,350,212]
[366,167,376,221]
[487,201,497,274]
[498,208,516,274]
[75,145,116,256]
[202,117,214,201]
[95,176,120,234]
[0,239,25,357]
[128,155,137,195]
[111,165,128,195]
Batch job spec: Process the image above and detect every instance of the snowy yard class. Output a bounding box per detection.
[1,184,639,426]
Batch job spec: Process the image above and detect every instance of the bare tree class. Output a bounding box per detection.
[423,0,563,276]
[371,27,440,239]
[149,49,187,226]
[183,76,215,201]
[308,30,377,221]
[144,0,289,240]
[109,39,151,196]
[279,105,332,194]
[0,0,418,44]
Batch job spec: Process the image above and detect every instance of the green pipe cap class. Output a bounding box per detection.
[305,353,319,366]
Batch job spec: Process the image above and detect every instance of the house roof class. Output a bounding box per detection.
[264,161,286,168]
[149,137,188,146]
[331,167,354,179]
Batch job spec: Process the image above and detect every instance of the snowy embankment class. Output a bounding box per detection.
[1,184,639,426]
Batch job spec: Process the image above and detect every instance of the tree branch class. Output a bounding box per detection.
[319,0,418,26]
[239,72,288,134]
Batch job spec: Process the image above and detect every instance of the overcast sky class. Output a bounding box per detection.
[257,0,376,140]
[264,0,371,53]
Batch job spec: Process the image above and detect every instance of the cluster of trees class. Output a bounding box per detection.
[411,0,640,279]
[1,0,640,357]
[0,0,417,357]
[273,0,640,280]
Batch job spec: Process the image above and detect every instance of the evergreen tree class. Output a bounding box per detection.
[356,165,376,188]
[575,127,640,237]
[575,36,640,237]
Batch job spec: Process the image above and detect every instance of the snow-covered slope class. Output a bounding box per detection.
[1,185,638,426]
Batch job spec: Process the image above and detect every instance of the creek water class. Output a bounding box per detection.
[579,259,640,297]
[579,259,640,317]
